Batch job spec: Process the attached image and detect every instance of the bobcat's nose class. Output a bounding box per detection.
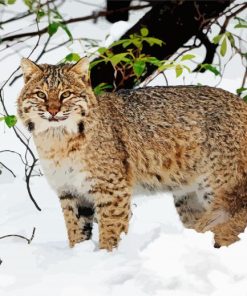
[48,108,59,117]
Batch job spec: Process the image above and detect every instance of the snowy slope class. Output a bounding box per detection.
[0,1,247,295]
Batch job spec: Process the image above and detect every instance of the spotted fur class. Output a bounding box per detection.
[18,58,247,250]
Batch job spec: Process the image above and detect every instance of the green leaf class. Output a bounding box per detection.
[234,17,247,29]
[158,63,174,72]
[93,83,113,95]
[37,10,45,21]
[65,53,80,62]
[122,40,132,48]
[201,64,221,76]
[220,37,227,57]
[48,22,59,36]
[226,32,235,47]
[143,56,161,66]
[23,0,33,9]
[108,52,114,58]
[132,39,142,49]
[175,65,183,77]
[0,117,4,122]
[212,34,223,44]
[182,65,191,73]
[140,27,149,37]
[133,60,146,77]
[110,53,129,66]
[144,37,163,47]
[7,0,16,4]
[4,115,17,128]
[98,47,107,55]
[236,87,247,94]
[243,95,247,103]
[59,23,73,40]
[51,9,63,20]
[109,39,129,48]
[235,24,247,29]
[181,54,195,61]
[89,59,105,69]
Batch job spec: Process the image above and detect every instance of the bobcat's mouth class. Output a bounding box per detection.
[48,116,68,122]
[49,117,59,122]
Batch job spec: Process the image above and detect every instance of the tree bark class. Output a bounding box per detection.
[106,0,132,23]
[90,0,233,90]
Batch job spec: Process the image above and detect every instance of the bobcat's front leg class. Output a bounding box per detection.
[92,178,131,251]
[59,194,94,247]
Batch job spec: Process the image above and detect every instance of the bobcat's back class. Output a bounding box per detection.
[96,86,247,191]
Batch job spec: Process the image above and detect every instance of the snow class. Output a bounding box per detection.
[1,177,247,296]
[104,21,132,47]
[0,1,247,295]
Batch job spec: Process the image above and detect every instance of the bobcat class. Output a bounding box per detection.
[18,57,247,251]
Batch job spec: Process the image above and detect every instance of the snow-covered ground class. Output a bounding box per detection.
[0,1,247,295]
[1,177,247,296]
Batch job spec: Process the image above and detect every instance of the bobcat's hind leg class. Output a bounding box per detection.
[193,186,247,247]
[59,194,94,247]
[173,192,206,229]
[212,208,247,248]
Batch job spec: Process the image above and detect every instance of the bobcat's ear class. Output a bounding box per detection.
[21,58,42,83]
[70,57,90,82]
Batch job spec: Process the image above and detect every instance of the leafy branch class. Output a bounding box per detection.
[89,28,197,92]
[0,3,151,42]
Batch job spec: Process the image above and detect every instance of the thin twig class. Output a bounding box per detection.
[0,4,151,43]
[0,0,62,26]
[219,2,247,34]
[9,36,52,86]
[0,227,36,244]
[241,66,247,89]
[0,161,16,178]
[0,150,27,166]
[0,19,42,211]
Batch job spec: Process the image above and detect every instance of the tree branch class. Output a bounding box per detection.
[0,0,63,26]
[0,4,151,43]
[90,0,233,90]
[241,66,247,89]
[0,21,42,211]
[219,2,247,34]
[0,161,16,178]
[0,150,28,166]
[0,227,36,244]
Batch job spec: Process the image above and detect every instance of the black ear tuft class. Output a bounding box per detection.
[78,121,84,134]
[27,121,35,132]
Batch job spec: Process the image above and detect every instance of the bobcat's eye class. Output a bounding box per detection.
[36,91,46,100]
[60,91,71,100]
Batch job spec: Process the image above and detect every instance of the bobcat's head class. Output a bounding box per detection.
[18,58,95,135]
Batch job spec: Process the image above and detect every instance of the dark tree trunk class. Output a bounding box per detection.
[106,0,132,23]
[90,0,232,90]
